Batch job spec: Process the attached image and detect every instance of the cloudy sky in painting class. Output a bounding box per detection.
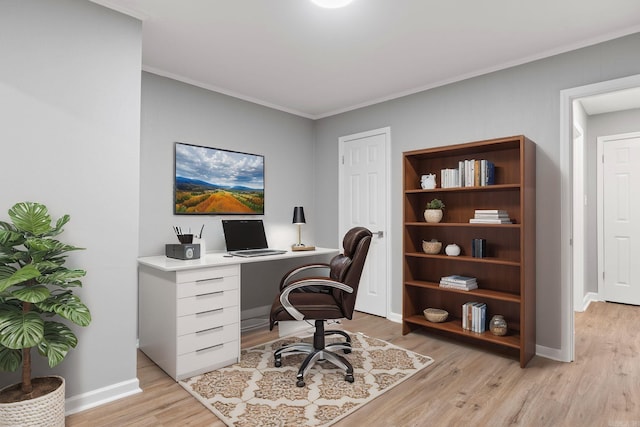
[175,143,264,190]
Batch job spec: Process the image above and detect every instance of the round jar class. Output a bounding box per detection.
[489,315,508,336]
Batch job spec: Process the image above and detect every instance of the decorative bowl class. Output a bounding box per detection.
[422,240,442,254]
[424,308,448,323]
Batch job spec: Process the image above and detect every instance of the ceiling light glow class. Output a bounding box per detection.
[311,0,354,8]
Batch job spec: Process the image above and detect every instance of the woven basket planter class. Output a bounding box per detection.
[0,376,65,427]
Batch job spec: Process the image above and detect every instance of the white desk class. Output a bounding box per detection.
[137,248,338,380]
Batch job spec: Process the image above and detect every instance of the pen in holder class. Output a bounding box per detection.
[193,236,206,255]
[177,233,193,244]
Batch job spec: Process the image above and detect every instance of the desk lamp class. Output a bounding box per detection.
[292,206,306,247]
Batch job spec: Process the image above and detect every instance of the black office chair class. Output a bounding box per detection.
[269,227,372,387]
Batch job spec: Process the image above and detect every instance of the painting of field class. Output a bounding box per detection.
[174,143,264,214]
[175,188,264,214]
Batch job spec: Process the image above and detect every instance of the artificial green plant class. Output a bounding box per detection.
[0,202,91,397]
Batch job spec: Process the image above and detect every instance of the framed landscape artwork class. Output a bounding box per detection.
[174,142,265,215]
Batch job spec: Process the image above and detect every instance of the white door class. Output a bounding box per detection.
[602,133,640,305]
[338,127,389,317]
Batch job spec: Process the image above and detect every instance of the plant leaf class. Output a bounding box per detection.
[0,346,21,372]
[38,269,86,287]
[37,321,77,368]
[8,202,52,236]
[36,293,91,327]
[0,264,41,293]
[0,308,44,349]
[46,214,70,237]
[0,227,24,247]
[11,285,50,303]
[0,265,17,280]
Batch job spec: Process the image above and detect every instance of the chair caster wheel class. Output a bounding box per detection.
[274,358,281,368]
[296,379,305,387]
[343,349,352,354]
[345,374,354,383]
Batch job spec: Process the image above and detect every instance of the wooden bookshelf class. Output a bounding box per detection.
[402,135,536,367]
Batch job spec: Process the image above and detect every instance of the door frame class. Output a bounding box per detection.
[597,131,640,299]
[338,126,392,320]
[559,73,640,363]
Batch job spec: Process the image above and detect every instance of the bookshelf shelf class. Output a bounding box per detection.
[402,135,536,368]
[405,252,520,267]
[404,314,521,349]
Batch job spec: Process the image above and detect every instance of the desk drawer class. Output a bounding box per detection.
[176,265,239,284]
[177,274,238,299]
[176,340,239,377]
[177,323,239,355]
[177,305,239,336]
[177,289,238,316]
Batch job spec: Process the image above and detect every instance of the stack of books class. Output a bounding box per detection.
[469,209,512,224]
[462,302,487,332]
[439,275,478,291]
[439,159,495,188]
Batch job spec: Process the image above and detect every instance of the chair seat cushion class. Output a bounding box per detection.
[270,292,345,325]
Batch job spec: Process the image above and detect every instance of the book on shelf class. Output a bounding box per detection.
[440,275,478,291]
[471,238,486,258]
[441,275,477,284]
[440,168,460,189]
[474,209,508,215]
[440,159,496,187]
[462,302,487,332]
[470,209,512,224]
[458,159,496,187]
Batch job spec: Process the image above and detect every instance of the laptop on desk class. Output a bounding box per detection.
[222,219,287,257]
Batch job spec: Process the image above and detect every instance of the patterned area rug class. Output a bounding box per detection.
[179,331,434,426]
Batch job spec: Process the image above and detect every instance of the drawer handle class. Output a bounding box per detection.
[196,343,223,353]
[195,290,224,298]
[196,308,223,316]
[196,277,224,283]
[196,326,223,335]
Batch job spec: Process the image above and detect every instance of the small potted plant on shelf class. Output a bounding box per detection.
[424,198,445,223]
[0,202,91,427]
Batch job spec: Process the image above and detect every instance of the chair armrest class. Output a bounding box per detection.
[280,279,353,321]
[280,263,330,290]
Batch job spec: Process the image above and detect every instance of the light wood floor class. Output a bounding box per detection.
[66,301,640,426]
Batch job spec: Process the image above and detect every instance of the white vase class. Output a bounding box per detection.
[445,244,461,256]
[423,209,443,223]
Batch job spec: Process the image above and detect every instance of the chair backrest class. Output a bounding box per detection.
[328,227,373,319]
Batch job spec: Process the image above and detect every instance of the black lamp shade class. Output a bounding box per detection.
[292,206,306,224]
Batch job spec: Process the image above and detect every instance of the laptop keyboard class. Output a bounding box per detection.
[232,249,283,257]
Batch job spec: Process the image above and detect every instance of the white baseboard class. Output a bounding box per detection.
[65,378,141,415]
[580,292,600,312]
[241,304,271,320]
[535,344,571,362]
[387,311,402,324]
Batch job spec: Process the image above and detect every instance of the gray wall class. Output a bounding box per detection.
[0,0,141,407]
[140,73,332,314]
[585,108,640,294]
[312,33,640,350]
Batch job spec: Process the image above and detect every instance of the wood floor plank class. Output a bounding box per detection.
[66,302,640,426]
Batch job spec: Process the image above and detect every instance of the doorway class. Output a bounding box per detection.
[560,73,640,362]
[338,127,391,318]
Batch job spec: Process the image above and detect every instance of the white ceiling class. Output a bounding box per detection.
[93,0,640,119]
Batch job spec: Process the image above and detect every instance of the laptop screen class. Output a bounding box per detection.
[222,220,269,251]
